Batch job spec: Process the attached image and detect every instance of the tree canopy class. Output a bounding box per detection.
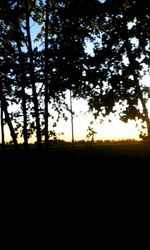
[0,0,150,148]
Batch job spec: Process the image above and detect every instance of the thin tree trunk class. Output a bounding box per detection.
[14,16,28,150]
[0,91,18,149]
[44,0,49,150]
[26,11,41,149]
[21,81,28,149]
[0,101,5,150]
[70,89,75,149]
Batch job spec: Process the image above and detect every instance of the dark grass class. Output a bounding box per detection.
[1,143,147,239]
[1,142,150,176]
[1,142,149,208]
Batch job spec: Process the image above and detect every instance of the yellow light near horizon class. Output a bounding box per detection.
[0,114,141,144]
[1,83,150,144]
[54,112,141,142]
[95,119,140,141]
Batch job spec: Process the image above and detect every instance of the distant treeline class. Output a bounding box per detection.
[0,0,150,150]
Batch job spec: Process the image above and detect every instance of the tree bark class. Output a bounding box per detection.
[44,0,49,150]
[0,88,18,149]
[0,101,5,150]
[70,89,74,146]
[14,14,28,150]
[25,9,42,149]
[122,12,150,142]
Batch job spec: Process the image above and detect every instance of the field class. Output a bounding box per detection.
[1,141,150,176]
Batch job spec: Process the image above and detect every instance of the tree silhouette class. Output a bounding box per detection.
[84,0,150,141]
[0,8,18,148]
[0,0,150,148]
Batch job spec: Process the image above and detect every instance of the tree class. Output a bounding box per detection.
[24,0,42,148]
[0,13,18,149]
[43,0,49,149]
[84,0,150,141]
[1,0,149,147]
[0,0,41,149]
[43,0,101,145]
[7,1,29,149]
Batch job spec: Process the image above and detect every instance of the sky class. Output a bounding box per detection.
[52,87,149,142]
[1,81,149,143]
[0,102,142,143]
[0,3,150,144]
[52,98,142,142]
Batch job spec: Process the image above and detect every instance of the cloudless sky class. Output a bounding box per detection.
[0,3,150,144]
[51,84,150,142]
[2,81,150,143]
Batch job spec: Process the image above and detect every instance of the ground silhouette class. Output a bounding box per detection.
[1,142,150,176]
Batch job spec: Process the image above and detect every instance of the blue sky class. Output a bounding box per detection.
[1,1,150,143]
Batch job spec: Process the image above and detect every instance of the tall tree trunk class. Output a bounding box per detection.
[70,89,75,149]
[0,88,18,149]
[136,85,150,143]
[21,80,28,149]
[14,16,28,150]
[0,101,5,150]
[25,11,41,149]
[44,0,49,150]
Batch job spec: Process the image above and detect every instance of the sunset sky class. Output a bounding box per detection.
[0,5,150,144]
[1,85,149,143]
[1,72,150,143]
[52,95,146,142]
[1,65,149,144]
[47,73,150,142]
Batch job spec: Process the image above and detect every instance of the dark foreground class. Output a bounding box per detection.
[1,143,150,177]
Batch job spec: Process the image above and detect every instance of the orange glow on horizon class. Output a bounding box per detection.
[1,117,141,144]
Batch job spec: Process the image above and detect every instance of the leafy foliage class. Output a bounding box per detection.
[0,0,150,147]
